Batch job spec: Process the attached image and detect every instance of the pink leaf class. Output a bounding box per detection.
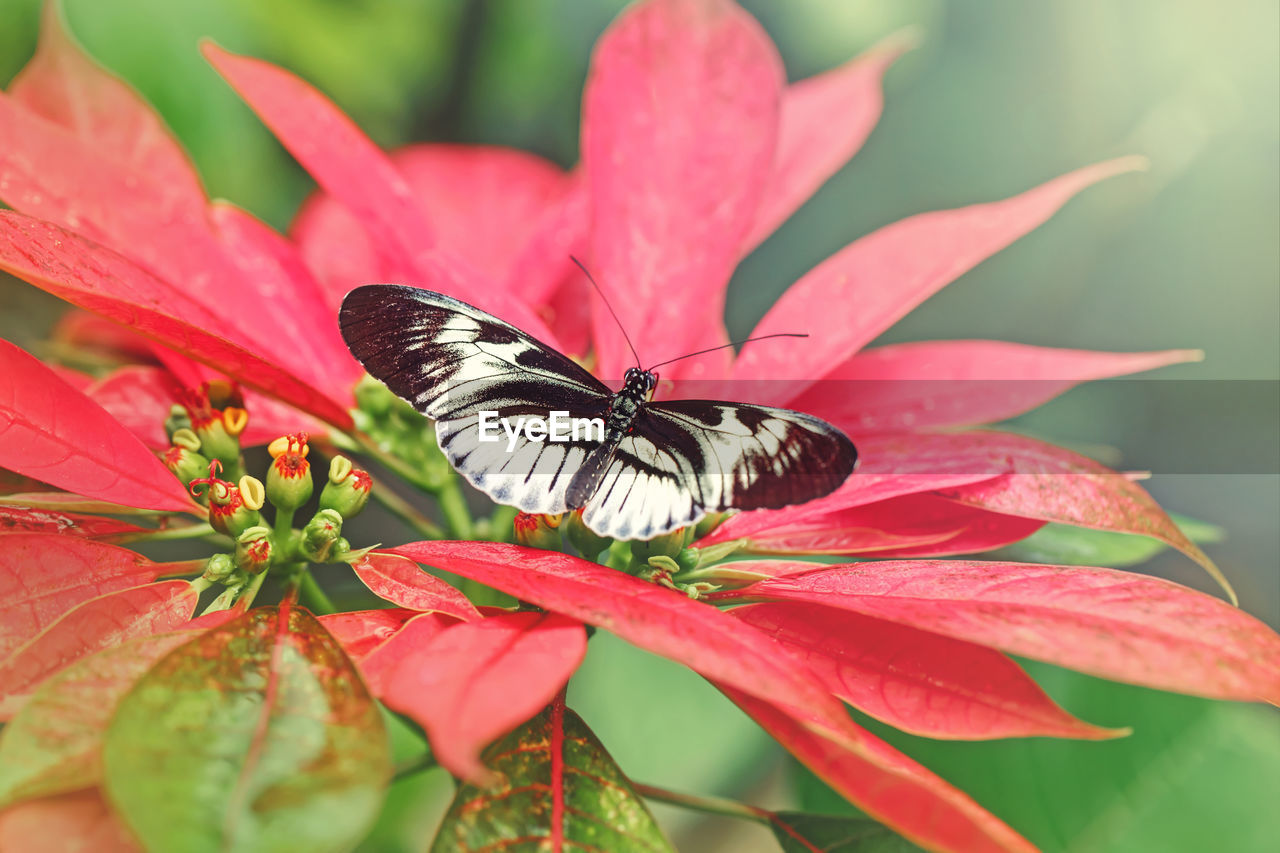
[0,505,151,541]
[795,340,1202,434]
[734,158,1147,396]
[0,580,197,719]
[713,493,1042,556]
[743,30,915,254]
[350,553,480,621]
[356,611,462,697]
[0,339,195,512]
[723,688,1035,853]
[0,789,140,853]
[716,561,1280,703]
[380,611,587,782]
[203,43,435,282]
[733,602,1120,740]
[0,533,199,659]
[8,2,203,207]
[584,0,783,379]
[386,542,860,743]
[0,214,353,429]
[316,608,419,662]
[207,202,360,392]
[933,431,1234,601]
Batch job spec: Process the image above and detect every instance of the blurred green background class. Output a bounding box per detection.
[1,1,1276,851]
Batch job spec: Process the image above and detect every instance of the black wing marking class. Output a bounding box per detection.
[581,401,856,540]
[340,285,611,513]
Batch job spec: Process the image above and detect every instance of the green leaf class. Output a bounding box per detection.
[992,514,1222,568]
[794,660,1280,852]
[102,605,391,853]
[770,811,923,852]
[431,700,673,853]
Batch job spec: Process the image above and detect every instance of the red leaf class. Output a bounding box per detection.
[0,505,150,541]
[83,366,183,450]
[0,492,159,516]
[0,789,140,853]
[743,30,914,254]
[733,602,1120,740]
[584,0,783,380]
[722,688,1035,853]
[0,580,197,719]
[295,145,577,309]
[208,201,360,391]
[350,553,481,621]
[933,430,1234,601]
[203,43,435,282]
[0,339,195,512]
[0,533,199,659]
[795,340,1202,434]
[357,611,462,696]
[8,2,203,207]
[734,158,1146,396]
[0,214,353,429]
[717,561,1280,703]
[712,492,1042,556]
[386,543,860,742]
[380,611,587,782]
[316,607,419,662]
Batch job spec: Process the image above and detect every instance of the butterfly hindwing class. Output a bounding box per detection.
[340,285,610,513]
[581,401,857,540]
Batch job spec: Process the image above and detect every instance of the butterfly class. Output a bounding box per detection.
[339,283,857,541]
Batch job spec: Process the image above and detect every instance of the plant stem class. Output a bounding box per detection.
[633,783,769,824]
[435,477,473,540]
[368,476,446,540]
[116,522,219,544]
[273,506,295,548]
[297,569,337,615]
[237,568,269,610]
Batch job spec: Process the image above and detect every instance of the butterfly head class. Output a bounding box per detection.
[623,367,658,400]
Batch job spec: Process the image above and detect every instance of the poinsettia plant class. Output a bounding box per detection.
[0,1,1276,851]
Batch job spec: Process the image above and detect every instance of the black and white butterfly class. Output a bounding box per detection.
[339,284,857,541]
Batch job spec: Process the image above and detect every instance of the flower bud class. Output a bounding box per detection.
[319,456,372,519]
[163,442,211,487]
[564,509,610,559]
[234,526,274,574]
[354,375,395,418]
[266,433,313,511]
[693,512,727,540]
[301,509,344,562]
[181,384,243,470]
[629,525,693,565]
[514,512,562,550]
[190,461,261,537]
[164,405,193,442]
[202,552,236,583]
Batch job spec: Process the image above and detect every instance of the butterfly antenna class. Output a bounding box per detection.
[570,255,642,369]
[646,333,809,372]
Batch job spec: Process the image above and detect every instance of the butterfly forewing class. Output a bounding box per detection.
[340,285,611,512]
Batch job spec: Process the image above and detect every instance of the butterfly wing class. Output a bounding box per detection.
[339,284,612,513]
[580,401,857,540]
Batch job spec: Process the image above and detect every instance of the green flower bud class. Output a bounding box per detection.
[234,526,274,574]
[180,382,244,471]
[266,433,314,512]
[513,512,563,551]
[693,511,727,540]
[164,405,192,442]
[354,375,395,418]
[202,552,236,583]
[564,509,610,560]
[319,455,372,519]
[301,509,344,562]
[163,443,211,488]
[629,525,693,565]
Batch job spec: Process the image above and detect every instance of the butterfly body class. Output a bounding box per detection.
[339,284,857,540]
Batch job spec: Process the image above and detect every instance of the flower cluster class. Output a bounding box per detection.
[0,2,1275,852]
